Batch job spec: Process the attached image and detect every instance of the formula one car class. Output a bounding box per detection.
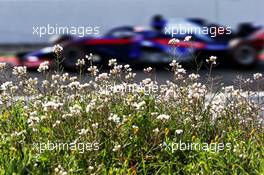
[18,18,264,69]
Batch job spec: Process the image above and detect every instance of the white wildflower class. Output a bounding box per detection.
[1,81,13,91]
[157,114,170,120]
[52,120,61,127]
[184,36,192,42]
[0,62,6,71]
[143,67,153,74]
[108,59,117,66]
[187,83,207,101]
[79,128,89,136]
[27,113,40,128]
[108,113,121,123]
[133,101,146,110]
[188,73,200,80]
[91,123,99,129]
[253,73,263,80]
[112,144,121,152]
[54,165,67,175]
[206,56,217,65]
[168,38,180,45]
[37,61,49,72]
[43,101,63,111]
[87,66,99,76]
[141,78,153,85]
[169,60,177,67]
[86,99,96,113]
[175,129,183,134]
[69,76,78,82]
[42,80,49,88]
[85,53,93,61]
[95,73,109,82]
[132,125,139,129]
[125,72,136,80]
[110,65,122,75]
[169,60,186,80]
[222,86,234,93]
[54,167,59,173]
[12,66,27,77]
[153,128,160,134]
[76,59,85,66]
[53,44,63,53]
[88,166,94,170]
[124,64,130,70]
[68,81,80,90]
[69,104,82,115]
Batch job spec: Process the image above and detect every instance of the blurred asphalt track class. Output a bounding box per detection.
[0,63,263,93]
[0,53,264,88]
[20,63,264,88]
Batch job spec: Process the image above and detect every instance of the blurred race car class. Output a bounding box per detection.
[18,17,264,69]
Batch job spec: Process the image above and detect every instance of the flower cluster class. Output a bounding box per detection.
[12,66,27,77]
[169,60,186,80]
[37,61,49,72]
[253,73,263,80]
[53,44,63,54]
[0,62,6,72]
[206,56,217,65]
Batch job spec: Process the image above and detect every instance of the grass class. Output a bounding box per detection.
[0,50,263,174]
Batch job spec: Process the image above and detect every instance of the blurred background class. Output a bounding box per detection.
[0,0,263,43]
[0,0,263,86]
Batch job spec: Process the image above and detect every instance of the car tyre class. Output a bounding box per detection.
[231,44,257,69]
